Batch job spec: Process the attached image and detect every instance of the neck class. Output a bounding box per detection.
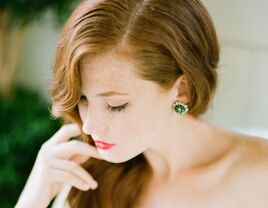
[143,115,236,182]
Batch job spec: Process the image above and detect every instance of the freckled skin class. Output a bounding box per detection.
[77,51,268,207]
[78,51,170,163]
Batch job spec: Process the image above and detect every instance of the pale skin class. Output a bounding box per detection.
[15,124,103,208]
[15,50,268,208]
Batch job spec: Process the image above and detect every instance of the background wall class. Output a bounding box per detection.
[15,0,268,133]
[16,13,60,98]
[202,0,268,133]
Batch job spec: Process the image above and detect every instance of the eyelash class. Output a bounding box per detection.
[79,96,128,113]
[106,103,128,112]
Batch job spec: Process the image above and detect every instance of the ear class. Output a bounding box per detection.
[172,75,190,104]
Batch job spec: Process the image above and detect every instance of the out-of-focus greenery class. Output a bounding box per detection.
[0,86,62,208]
[0,0,81,27]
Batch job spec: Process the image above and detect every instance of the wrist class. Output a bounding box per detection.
[15,194,48,208]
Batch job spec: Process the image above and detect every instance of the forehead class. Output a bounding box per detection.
[79,51,143,94]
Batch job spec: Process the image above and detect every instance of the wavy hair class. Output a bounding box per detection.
[50,0,219,207]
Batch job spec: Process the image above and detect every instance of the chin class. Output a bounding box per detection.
[98,150,141,163]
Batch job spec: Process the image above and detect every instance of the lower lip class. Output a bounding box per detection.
[95,141,116,150]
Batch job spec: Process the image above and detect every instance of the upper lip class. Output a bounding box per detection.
[91,134,116,145]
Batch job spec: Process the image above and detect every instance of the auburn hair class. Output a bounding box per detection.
[50,0,219,207]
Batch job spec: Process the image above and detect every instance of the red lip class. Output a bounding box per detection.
[94,140,116,150]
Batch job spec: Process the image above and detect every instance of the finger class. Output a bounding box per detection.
[50,168,95,191]
[69,154,90,164]
[49,159,97,188]
[50,140,103,160]
[47,124,81,146]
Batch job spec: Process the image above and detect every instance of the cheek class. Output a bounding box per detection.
[98,105,168,162]
[136,104,169,141]
[116,106,161,143]
[112,113,138,138]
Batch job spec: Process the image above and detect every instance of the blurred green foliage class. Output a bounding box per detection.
[0,0,81,27]
[0,86,62,208]
[0,1,81,206]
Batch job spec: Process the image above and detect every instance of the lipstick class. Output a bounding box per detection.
[94,140,116,150]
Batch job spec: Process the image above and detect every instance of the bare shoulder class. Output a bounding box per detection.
[222,133,268,205]
[238,133,268,167]
[51,184,72,208]
[230,133,268,189]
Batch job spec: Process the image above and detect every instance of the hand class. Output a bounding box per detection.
[15,124,103,208]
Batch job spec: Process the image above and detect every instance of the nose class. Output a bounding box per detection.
[82,113,107,136]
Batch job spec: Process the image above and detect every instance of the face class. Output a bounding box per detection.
[78,51,175,163]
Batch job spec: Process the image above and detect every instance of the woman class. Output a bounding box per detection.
[15,0,268,207]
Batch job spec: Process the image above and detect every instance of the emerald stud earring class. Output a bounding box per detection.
[173,101,189,115]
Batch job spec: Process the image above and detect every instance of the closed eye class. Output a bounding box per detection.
[106,103,129,112]
[79,95,128,112]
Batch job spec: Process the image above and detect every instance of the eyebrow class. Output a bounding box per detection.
[95,91,130,97]
[82,91,130,97]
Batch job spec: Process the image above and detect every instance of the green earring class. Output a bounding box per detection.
[173,101,189,115]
